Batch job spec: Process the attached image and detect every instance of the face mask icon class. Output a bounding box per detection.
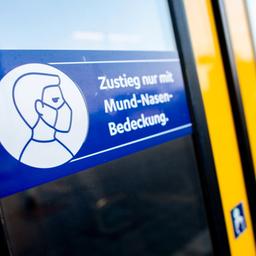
[35,85,72,132]
[0,63,88,169]
[11,73,75,168]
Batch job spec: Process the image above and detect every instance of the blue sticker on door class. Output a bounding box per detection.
[231,202,247,238]
[0,50,192,197]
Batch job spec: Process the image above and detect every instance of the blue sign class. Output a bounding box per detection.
[0,50,192,197]
[231,202,247,238]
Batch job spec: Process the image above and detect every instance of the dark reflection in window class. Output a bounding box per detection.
[1,136,213,256]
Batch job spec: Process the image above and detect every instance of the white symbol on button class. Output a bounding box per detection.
[232,207,246,236]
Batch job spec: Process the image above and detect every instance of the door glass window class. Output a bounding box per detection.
[0,0,175,51]
[0,1,214,255]
[245,0,256,54]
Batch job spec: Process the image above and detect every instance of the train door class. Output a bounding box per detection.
[0,1,253,256]
[183,0,256,255]
[206,0,256,237]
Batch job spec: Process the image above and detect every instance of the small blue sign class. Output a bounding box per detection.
[0,50,192,197]
[231,202,247,238]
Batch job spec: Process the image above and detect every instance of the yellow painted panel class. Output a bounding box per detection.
[184,0,256,255]
[223,0,256,177]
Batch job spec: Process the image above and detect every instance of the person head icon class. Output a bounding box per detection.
[232,208,241,220]
[13,72,75,168]
[0,63,88,169]
[35,82,72,134]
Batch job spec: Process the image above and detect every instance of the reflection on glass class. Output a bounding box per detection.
[0,1,213,255]
[0,0,175,51]
[1,137,213,256]
[246,0,256,54]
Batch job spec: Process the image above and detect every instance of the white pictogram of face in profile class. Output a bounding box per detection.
[0,64,88,168]
[16,73,74,165]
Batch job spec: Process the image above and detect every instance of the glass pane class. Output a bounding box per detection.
[246,0,256,53]
[0,0,214,255]
[0,0,175,51]
[1,137,213,256]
